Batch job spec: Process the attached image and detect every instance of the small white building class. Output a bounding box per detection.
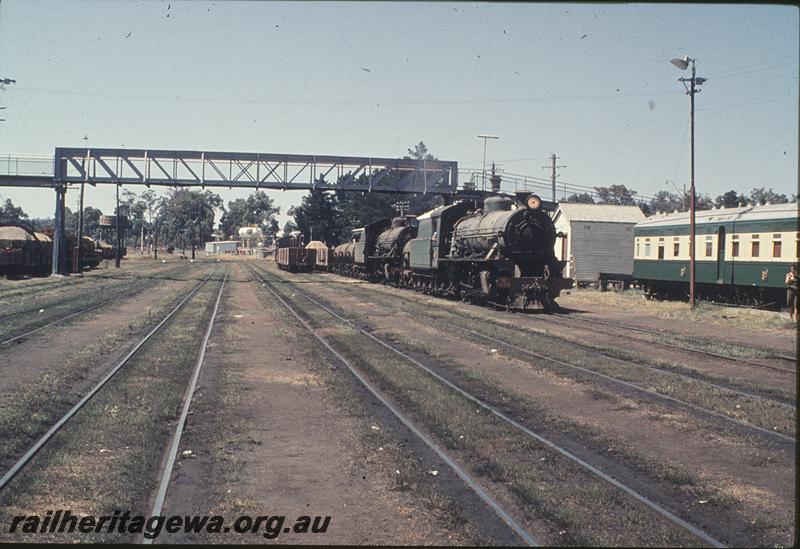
[552,203,646,284]
[204,240,239,254]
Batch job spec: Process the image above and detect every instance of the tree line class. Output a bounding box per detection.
[0,188,281,253]
[565,185,794,215]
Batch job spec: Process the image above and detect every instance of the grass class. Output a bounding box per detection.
[263,265,796,547]
[560,287,794,333]
[0,262,199,342]
[321,278,796,436]
[248,271,489,546]
[256,270,707,547]
[0,268,222,543]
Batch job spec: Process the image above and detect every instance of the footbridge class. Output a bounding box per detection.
[0,147,460,274]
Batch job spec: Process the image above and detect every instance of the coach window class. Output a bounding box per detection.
[635,239,640,257]
[731,235,739,258]
[772,234,782,258]
[751,234,760,257]
[673,237,680,257]
[705,236,713,257]
[644,239,651,257]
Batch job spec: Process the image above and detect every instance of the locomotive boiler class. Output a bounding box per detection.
[370,217,418,283]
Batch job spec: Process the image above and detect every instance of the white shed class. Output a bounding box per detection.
[204,240,239,254]
[552,203,646,284]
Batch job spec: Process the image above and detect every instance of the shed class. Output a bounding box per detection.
[204,240,239,254]
[552,203,646,284]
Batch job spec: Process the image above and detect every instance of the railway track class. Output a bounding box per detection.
[250,265,726,548]
[248,266,540,546]
[144,273,226,544]
[0,270,222,495]
[549,311,797,373]
[292,272,796,443]
[0,264,199,347]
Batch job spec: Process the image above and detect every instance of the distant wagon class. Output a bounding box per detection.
[306,240,329,270]
[633,202,799,306]
[275,231,314,272]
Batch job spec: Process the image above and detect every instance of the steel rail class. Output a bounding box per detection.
[254,267,727,548]
[144,273,227,544]
[550,312,796,370]
[0,290,140,347]
[0,265,200,347]
[0,263,191,314]
[281,274,795,409]
[0,272,214,492]
[431,307,796,408]
[249,268,540,547]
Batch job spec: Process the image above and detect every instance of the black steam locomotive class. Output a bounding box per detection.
[307,192,570,311]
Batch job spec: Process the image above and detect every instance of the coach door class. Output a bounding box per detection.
[716,226,726,283]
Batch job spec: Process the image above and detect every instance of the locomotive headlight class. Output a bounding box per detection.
[526,194,542,210]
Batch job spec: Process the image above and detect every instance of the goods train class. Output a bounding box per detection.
[276,193,572,310]
[0,224,111,275]
[275,231,315,273]
[633,202,799,306]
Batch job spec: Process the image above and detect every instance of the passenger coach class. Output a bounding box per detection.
[633,202,799,306]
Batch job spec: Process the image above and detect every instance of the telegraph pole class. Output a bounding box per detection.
[671,56,706,309]
[115,184,122,268]
[542,154,566,202]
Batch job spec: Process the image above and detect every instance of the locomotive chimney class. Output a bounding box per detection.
[490,162,502,193]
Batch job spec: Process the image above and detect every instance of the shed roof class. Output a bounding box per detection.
[554,203,646,224]
[636,202,799,228]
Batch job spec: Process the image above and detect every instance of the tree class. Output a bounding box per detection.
[282,220,298,233]
[564,193,595,204]
[695,193,714,210]
[748,187,788,205]
[714,190,747,208]
[0,198,31,228]
[594,184,637,206]
[289,184,346,245]
[649,190,684,213]
[404,141,436,161]
[155,189,222,252]
[219,191,280,239]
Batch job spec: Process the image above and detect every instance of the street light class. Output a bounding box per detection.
[666,179,686,211]
[670,56,707,309]
[478,134,499,191]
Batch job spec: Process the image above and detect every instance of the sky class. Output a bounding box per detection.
[0,1,797,228]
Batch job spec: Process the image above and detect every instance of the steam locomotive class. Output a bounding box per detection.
[279,193,571,311]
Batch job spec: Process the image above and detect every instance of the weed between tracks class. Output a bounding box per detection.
[247,275,490,545]
[0,270,222,543]
[266,268,794,546]
[0,262,199,342]
[260,277,702,547]
[324,281,795,437]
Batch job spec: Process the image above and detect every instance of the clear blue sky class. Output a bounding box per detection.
[0,1,797,227]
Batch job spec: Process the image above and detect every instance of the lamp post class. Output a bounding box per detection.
[478,134,499,191]
[670,56,706,309]
[666,179,686,211]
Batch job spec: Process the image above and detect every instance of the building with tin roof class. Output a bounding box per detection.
[552,203,646,285]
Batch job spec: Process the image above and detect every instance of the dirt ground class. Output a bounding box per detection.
[0,277,189,404]
[0,256,794,546]
[557,290,797,355]
[265,267,795,547]
[158,265,494,545]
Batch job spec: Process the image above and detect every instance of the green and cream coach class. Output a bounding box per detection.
[633,202,799,305]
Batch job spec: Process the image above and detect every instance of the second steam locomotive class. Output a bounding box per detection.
[277,193,571,311]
